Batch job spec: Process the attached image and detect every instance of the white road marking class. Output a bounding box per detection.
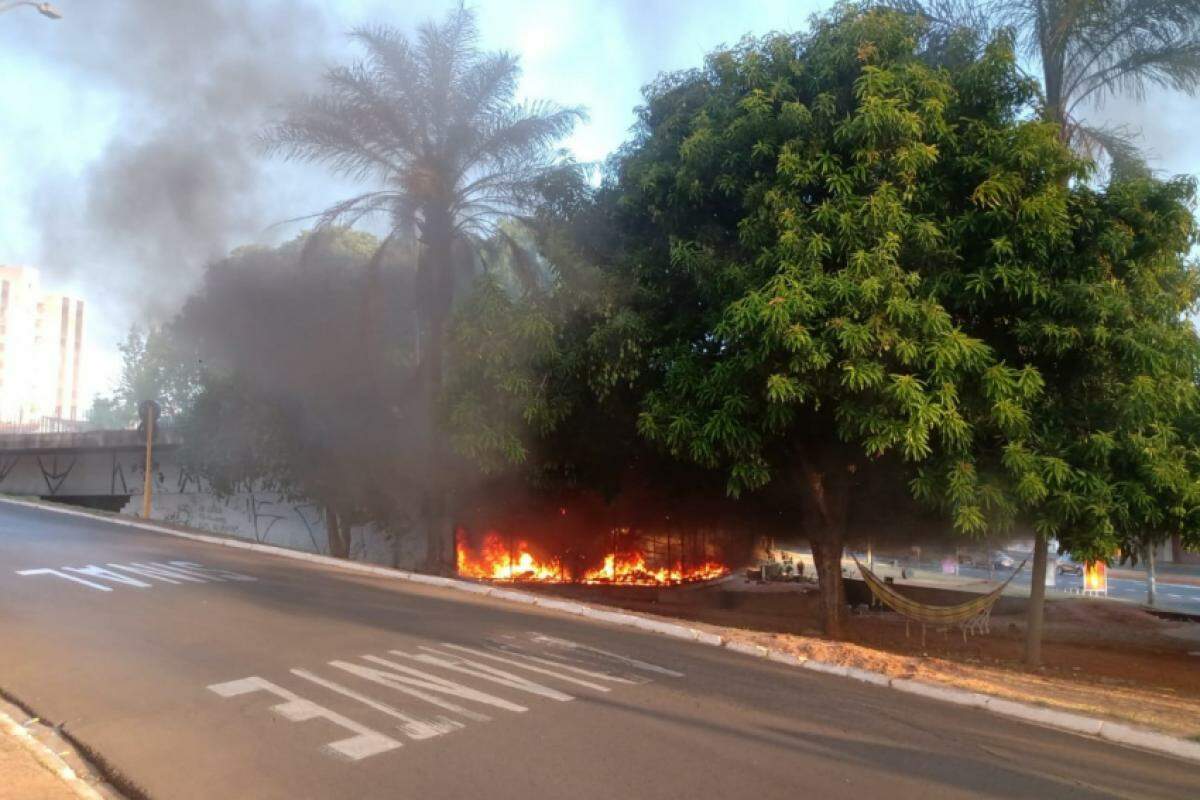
[434,644,624,691]
[530,634,686,677]
[168,563,256,582]
[329,659,500,720]
[358,655,532,712]
[16,568,112,591]
[205,634,675,762]
[509,651,644,684]
[490,635,652,684]
[394,647,576,700]
[63,565,152,589]
[169,560,257,582]
[15,560,254,592]
[207,677,401,761]
[290,669,463,740]
[108,562,207,584]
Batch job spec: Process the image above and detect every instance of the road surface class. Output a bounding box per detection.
[954,564,1200,613]
[1,502,1196,800]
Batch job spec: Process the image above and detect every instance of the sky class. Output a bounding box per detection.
[0,0,1197,404]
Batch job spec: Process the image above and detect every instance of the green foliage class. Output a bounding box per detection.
[902,0,1200,176]
[89,325,203,428]
[446,4,1200,572]
[443,197,650,496]
[445,274,567,472]
[622,6,1074,506]
[84,395,127,430]
[924,175,1200,560]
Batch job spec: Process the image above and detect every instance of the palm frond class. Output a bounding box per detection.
[1073,123,1154,180]
[465,102,587,172]
[265,2,581,292]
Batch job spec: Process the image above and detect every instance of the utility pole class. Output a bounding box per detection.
[139,400,159,519]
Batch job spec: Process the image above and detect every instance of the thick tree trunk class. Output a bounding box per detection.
[327,507,350,559]
[1024,531,1049,666]
[797,447,852,638]
[811,536,846,638]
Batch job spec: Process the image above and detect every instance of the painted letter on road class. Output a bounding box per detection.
[207,676,400,761]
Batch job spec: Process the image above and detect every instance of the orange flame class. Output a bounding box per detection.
[456,530,727,585]
[456,531,562,582]
[1083,560,1107,592]
[581,551,727,585]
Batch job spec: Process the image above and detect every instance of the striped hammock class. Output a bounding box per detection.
[850,555,1027,641]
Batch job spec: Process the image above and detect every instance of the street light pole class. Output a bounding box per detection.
[138,400,160,520]
[142,409,155,519]
[0,2,62,19]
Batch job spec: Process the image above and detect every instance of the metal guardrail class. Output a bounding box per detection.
[0,416,97,434]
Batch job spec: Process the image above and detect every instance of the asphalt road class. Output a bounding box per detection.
[955,564,1200,612]
[1,503,1197,800]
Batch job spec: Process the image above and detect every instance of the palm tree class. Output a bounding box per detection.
[262,4,584,571]
[899,0,1200,176]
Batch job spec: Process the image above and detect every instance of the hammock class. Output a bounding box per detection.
[850,555,1027,644]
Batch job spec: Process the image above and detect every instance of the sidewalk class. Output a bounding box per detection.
[0,709,102,800]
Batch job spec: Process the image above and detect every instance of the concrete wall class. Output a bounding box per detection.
[126,491,423,568]
[0,447,154,497]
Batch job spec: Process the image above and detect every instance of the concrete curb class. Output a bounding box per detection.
[0,708,105,800]
[7,497,1200,765]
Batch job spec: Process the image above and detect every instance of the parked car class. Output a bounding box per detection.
[992,552,1015,570]
[1057,555,1083,576]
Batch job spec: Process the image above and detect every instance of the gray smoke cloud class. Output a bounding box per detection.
[29,0,346,320]
[0,0,428,404]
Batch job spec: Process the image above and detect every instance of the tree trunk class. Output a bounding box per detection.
[1146,542,1157,607]
[811,536,846,638]
[327,507,350,559]
[797,447,852,638]
[418,207,456,575]
[1024,531,1049,666]
[421,304,451,574]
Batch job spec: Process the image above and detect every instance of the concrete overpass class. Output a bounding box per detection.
[0,429,184,509]
[0,429,412,567]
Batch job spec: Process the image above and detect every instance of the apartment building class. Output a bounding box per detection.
[0,265,85,424]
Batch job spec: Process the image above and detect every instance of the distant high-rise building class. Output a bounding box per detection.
[0,266,86,424]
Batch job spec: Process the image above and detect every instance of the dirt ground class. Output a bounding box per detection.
[530,582,1200,738]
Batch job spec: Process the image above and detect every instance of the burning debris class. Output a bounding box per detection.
[455,529,728,586]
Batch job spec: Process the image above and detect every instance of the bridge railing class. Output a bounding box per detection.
[0,417,98,434]
[0,415,179,436]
